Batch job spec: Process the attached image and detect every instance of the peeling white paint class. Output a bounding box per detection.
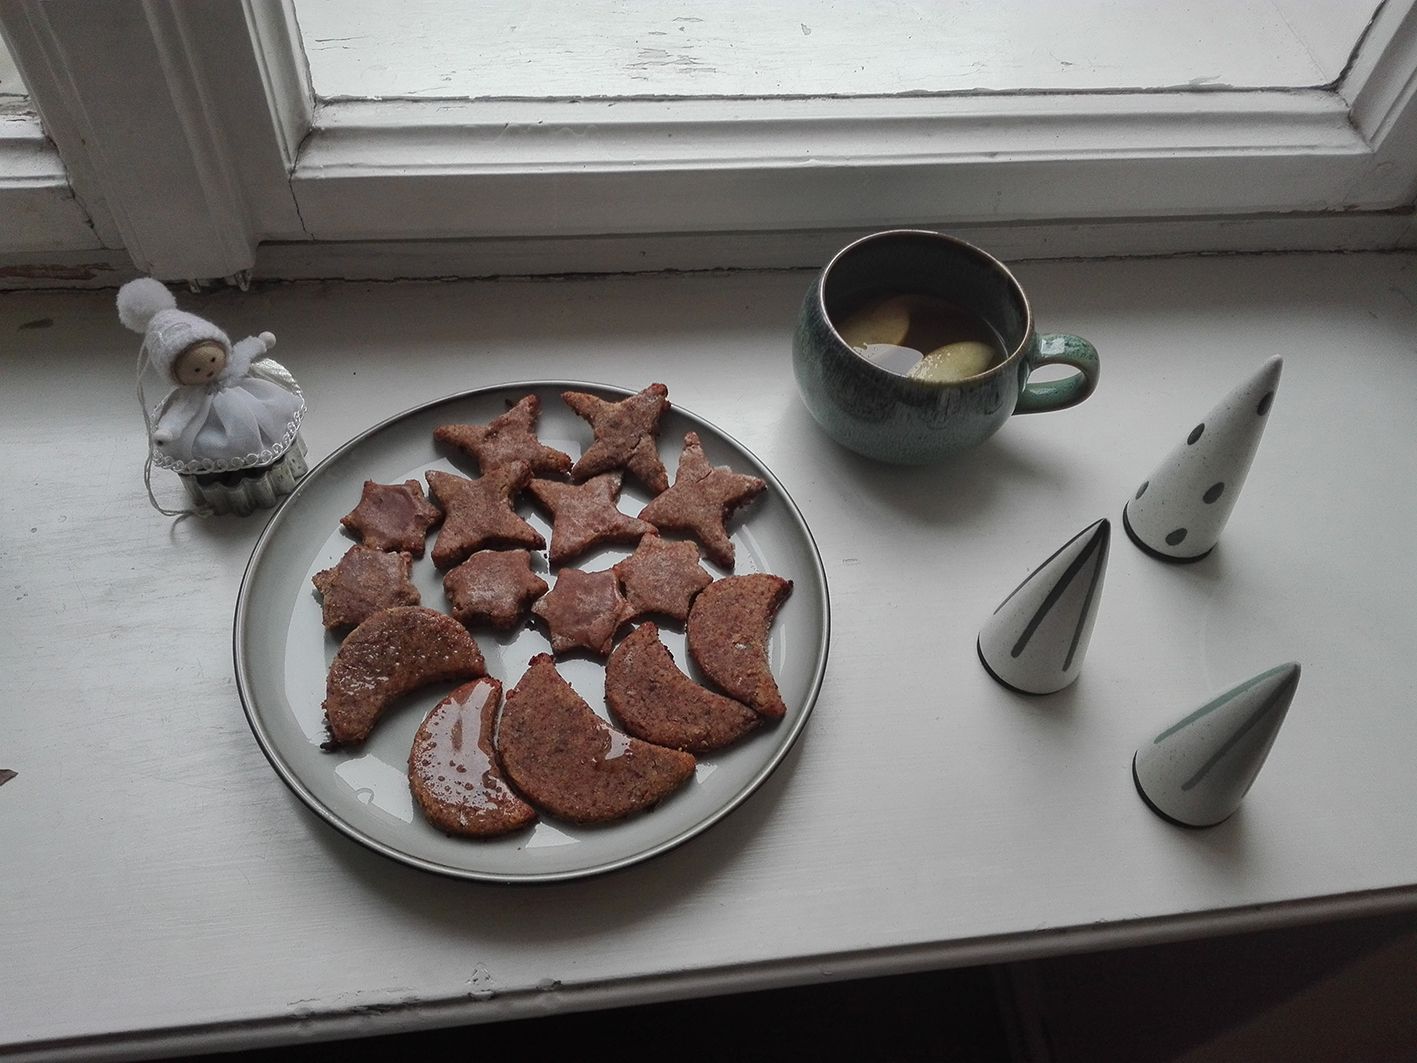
[292,0,1379,100]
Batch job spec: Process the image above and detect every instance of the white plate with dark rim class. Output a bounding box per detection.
[234,381,830,884]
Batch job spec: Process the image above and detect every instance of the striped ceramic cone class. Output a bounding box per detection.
[1133,662,1301,828]
[1124,356,1282,562]
[978,519,1110,695]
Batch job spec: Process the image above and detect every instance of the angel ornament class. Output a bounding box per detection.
[118,278,308,516]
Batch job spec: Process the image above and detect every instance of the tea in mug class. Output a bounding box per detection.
[833,293,1008,383]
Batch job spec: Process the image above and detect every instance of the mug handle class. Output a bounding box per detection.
[1014,334,1100,414]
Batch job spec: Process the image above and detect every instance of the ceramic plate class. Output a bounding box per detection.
[234,381,830,883]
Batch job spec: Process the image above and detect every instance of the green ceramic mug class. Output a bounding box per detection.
[792,230,1100,464]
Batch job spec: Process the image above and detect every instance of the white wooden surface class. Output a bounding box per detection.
[294,0,1376,99]
[4,254,1417,1059]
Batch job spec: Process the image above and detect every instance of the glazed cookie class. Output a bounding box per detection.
[409,677,537,838]
[530,566,630,657]
[443,549,549,630]
[323,606,486,747]
[527,472,654,566]
[312,545,420,631]
[638,432,765,569]
[497,654,696,824]
[340,479,443,557]
[426,464,544,569]
[686,574,793,719]
[613,534,713,623]
[562,383,671,495]
[606,622,759,753]
[434,394,573,478]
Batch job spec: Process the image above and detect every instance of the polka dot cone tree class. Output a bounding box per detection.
[1123,356,1283,562]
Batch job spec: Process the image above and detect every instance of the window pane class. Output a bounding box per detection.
[0,28,30,106]
[294,0,1380,100]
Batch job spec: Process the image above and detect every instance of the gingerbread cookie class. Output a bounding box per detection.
[686,574,793,719]
[323,606,486,747]
[637,432,765,569]
[613,534,713,623]
[312,545,420,631]
[443,549,548,630]
[409,677,537,838]
[434,394,573,478]
[527,472,654,566]
[606,622,759,753]
[563,383,671,495]
[530,566,629,657]
[340,479,443,557]
[426,464,544,570]
[497,654,696,824]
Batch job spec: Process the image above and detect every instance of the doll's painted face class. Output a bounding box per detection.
[173,340,227,385]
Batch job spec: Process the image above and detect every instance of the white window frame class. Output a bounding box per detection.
[3,0,1417,280]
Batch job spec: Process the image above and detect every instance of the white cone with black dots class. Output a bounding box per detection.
[1124,356,1282,562]
[1133,662,1301,828]
[978,519,1110,695]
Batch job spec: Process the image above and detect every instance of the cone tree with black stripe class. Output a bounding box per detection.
[978,519,1110,695]
[1133,662,1301,827]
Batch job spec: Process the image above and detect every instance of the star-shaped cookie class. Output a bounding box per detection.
[443,549,549,630]
[426,464,545,570]
[613,534,713,623]
[530,566,629,656]
[312,545,421,630]
[527,472,655,566]
[562,383,671,495]
[637,432,766,569]
[340,479,443,557]
[434,395,573,477]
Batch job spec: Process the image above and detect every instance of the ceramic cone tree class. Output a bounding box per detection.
[978,519,1110,695]
[1133,662,1301,828]
[1124,356,1282,562]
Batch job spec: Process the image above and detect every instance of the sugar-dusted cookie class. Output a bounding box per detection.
[530,566,629,657]
[323,606,486,747]
[409,677,537,838]
[637,432,766,569]
[426,464,544,570]
[686,574,793,718]
[562,383,671,495]
[606,622,759,753]
[497,653,695,824]
[340,479,443,557]
[613,534,713,623]
[443,549,548,630]
[434,394,573,478]
[312,545,420,631]
[527,472,654,566]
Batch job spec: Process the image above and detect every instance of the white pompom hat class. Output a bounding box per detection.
[117,277,230,380]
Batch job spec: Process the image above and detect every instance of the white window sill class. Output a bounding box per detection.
[3,252,1417,1058]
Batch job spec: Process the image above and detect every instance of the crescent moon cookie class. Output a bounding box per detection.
[312,545,421,631]
[562,383,671,495]
[686,573,793,719]
[434,394,573,478]
[340,479,443,557]
[606,622,759,753]
[497,654,696,824]
[323,606,486,747]
[527,472,654,566]
[442,549,549,631]
[426,464,545,570]
[409,677,537,838]
[637,432,766,570]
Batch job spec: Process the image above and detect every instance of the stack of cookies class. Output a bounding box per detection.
[311,384,793,839]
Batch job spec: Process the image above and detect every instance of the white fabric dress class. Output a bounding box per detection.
[150,335,304,471]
